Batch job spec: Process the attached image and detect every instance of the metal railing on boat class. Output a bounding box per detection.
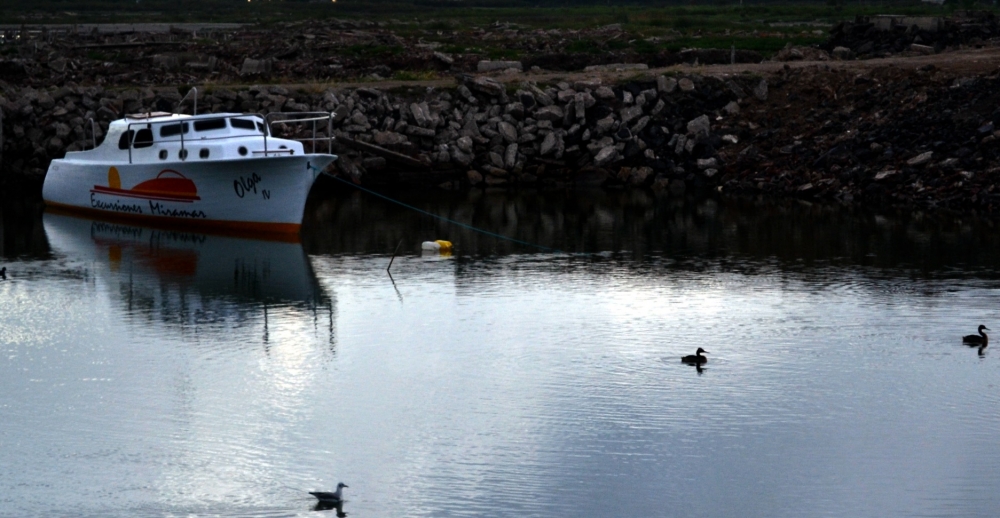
[86,118,97,150]
[264,112,335,155]
[120,111,336,164]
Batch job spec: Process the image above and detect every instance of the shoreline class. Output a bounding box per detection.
[4,63,1000,217]
[5,16,1000,217]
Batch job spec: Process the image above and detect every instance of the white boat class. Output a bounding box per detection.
[42,110,338,238]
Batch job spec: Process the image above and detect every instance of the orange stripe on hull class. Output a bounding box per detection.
[45,202,303,243]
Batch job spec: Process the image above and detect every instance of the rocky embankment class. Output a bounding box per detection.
[0,72,760,191]
[5,13,1000,215]
[6,62,1000,215]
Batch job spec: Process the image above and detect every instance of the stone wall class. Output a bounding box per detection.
[9,64,1000,216]
[0,73,761,191]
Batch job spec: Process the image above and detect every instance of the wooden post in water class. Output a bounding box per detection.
[387,238,404,272]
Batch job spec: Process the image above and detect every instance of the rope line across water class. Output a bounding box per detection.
[319,170,561,253]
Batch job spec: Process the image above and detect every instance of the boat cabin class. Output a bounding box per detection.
[66,112,313,164]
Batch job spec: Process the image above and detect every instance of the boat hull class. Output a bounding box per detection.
[42,154,336,236]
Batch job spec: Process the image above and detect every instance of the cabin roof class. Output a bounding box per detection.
[124,111,177,120]
[119,112,256,124]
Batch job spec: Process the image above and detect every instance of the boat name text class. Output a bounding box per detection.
[91,192,144,214]
[234,173,270,200]
[148,201,208,219]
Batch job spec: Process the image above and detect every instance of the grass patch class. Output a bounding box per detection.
[423,20,455,32]
[631,39,662,55]
[485,47,520,60]
[392,70,439,81]
[606,39,630,51]
[664,35,827,56]
[645,14,672,28]
[0,3,971,27]
[565,39,602,54]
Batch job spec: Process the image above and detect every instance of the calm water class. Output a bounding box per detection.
[3,189,1000,517]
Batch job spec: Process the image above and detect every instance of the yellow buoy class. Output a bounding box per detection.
[421,240,454,256]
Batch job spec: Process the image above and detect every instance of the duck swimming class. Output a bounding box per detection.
[681,348,708,364]
[310,483,348,503]
[963,325,990,346]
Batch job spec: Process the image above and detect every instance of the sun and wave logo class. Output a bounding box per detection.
[91,167,201,203]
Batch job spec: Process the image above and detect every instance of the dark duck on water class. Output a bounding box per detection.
[310,483,348,503]
[963,325,990,346]
[681,348,708,364]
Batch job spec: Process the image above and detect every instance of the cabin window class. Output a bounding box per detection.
[160,122,189,138]
[133,129,154,149]
[194,118,227,132]
[231,118,266,135]
[179,148,188,160]
[199,148,210,159]
[118,131,134,150]
[158,149,168,160]
[230,118,257,131]
[117,128,154,149]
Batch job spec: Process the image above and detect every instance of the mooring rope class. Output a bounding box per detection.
[318,170,560,253]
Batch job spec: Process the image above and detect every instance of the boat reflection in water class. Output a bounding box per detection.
[42,211,331,330]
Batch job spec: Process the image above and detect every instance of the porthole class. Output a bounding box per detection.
[290,149,295,155]
[158,149,168,160]
[179,148,188,161]
[238,146,248,156]
[199,148,210,159]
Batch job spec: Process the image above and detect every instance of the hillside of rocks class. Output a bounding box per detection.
[4,13,1000,217]
[5,61,1000,216]
[719,63,1000,213]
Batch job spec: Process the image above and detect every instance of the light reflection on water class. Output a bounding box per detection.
[2,191,1000,517]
